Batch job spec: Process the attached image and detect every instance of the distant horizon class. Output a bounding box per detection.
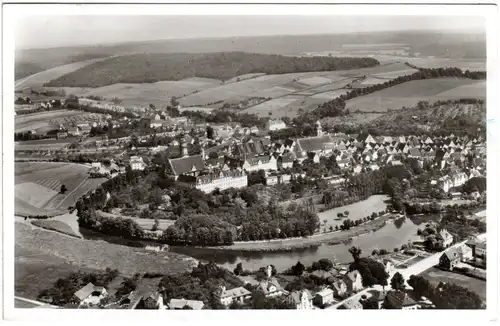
[15,15,486,51]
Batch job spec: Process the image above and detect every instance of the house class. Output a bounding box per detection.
[466,238,487,258]
[332,280,348,298]
[383,291,420,310]
[72,283,107,306]
[266,118,287,131]
[67,126,80,136]
[368,290,388,309]
[280,152,296,169]
[439,248,461,271]
[266,174,279,186]
[438,229,454,247]
[257,267,286,298]
[118,291,164,309]
[168,298,204,310]
[313,288,335,307]
[286,290,314,310]
[129,156,146,171]
[456,244,473,261]
[343,270,363,293]
[339,298,363,310]
[57,131,68,139]
[214,286,252,306]
[80,125,92,134]
[242,155,277,172]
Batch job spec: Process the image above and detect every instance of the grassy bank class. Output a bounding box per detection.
[15,221,198,299]
[31,219,82,238]
[205,213,395,252]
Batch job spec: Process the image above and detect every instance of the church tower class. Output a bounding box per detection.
[316,120,323,137]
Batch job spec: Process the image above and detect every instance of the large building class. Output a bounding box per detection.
[129,156,146,171]
[266,118,287,131]
[177,169,248,193]
[168,155,206,180]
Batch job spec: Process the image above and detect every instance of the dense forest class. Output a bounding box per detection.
[44,52,379,87]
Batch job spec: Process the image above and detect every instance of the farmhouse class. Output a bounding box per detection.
[439,248,461,271]
[72,283,107,306]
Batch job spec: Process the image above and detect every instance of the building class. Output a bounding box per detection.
[56,131,68,139]
[242,155,277,172]
[368,290,388,309]
[266,118,287,131]
[313,288,335,307]
[343,270,363,293]
[214,286,252,306]
[383,291,420,310]
[466,238,487,258]
[118,291,164,309]
[72,283,107,307]
[177,169,248,193]
[286,290,313,310]
[257,266,286,298]
[265,174,279,186]
[332,280,348,298]
[438,229,454,247]
[129,156,146,171]
[439,248,461,271]
[67,126,80,136]
[167,155,206,180]
[168,299,204,310]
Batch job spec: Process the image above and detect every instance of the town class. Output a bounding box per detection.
[12,14,488,313]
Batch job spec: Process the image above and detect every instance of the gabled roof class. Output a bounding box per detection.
[168,155,205,176]
[217,286,251,299]
[385,291,418,308]
[288,290,312,304]
[297,135,335,152]
[74,283,101,301]
[168,299,204,310]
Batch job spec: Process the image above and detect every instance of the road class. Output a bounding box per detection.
[328,233,486,309]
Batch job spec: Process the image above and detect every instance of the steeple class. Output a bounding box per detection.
[316,120,323,137]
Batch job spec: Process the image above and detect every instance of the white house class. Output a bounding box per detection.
[215,286,252,306]
[438,229,454,247]
[73,283,107,306]
[343,270,363,294]
[313,288,335,307]
[130,156,146,171]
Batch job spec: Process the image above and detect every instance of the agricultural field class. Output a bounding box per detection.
[317,195,390,230]
[15,109,104,134]
[15,138,75,151]
[15,58,109,91]
[346,78,486,112]
[15,162,106,216]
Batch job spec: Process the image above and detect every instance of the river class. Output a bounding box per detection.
[79,213,440,273]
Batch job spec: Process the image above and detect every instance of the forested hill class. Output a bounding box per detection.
[44,52,379,87]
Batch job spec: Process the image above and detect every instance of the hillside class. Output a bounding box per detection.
[16,30,485,81]
[367,100,486,135]
[44,52,379,87]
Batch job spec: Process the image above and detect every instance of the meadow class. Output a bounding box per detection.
[15,162,106,216]
[15,222,197,299]
[346,78,486,112]
[317,195,390,230]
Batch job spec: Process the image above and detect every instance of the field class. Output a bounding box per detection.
[317,195,390,230]
[15,58,109,90]
[346,78,486,112]
[97,210,175,231]
[15,138,75,151]
[421,267,486,302]
[14,222,197,300]
[15,109,104,133]
[15,162,106,216]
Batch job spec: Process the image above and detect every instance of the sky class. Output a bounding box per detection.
[15,15,486,50]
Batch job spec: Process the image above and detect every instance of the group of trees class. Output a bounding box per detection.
[348,246,389,288]
[77,209,145,240]
[45,52,379,87]
[408,275,484,309]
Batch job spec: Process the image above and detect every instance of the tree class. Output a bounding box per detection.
[349,246,362,261]
[151,219,160,232]
[233,263,243,276]
[318,258,334,271]
[408,275,433,299]
[206,126,215,139]
[60,184,68,194]
[390,272,405,291]
[291,261,305,276]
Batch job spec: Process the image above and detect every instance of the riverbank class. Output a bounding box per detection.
[205,213,397,252]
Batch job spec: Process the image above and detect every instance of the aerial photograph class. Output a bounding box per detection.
[11,10,488,311]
